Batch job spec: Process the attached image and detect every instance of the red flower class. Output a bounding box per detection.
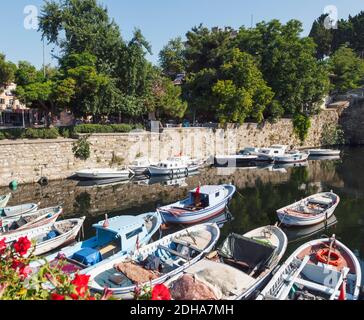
[71,274,90,297]
[13,237,31,256]
[11,259,32,279]
[101,287,113,300]
[0,238,6,255]
[88,296,96,300]
[151,284,171,301]
[70,293,80,300]
[51,293,65,300]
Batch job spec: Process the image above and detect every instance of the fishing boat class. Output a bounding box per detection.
[257,145,289,162]
[0,206,63,236]
[74,168,134,180]
[158,184,236,225]
[214,147,259,166]
[83,223,220,299]
[5,217,86,256]
[1,203,39,218]
[32,212,162,274]
[148,157,200,177]
[306,149,341,157]
[256,235,362,300]
[0,193,11,208]
[129,158,157,176]
[165,225,287,300]
[274,151,310,164]
[277,192,340,227]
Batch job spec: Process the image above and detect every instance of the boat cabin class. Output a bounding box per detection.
[239,147,259,155]
[157,160,184,169]
[71,216,151,267]
[187,185,226,209]
[259,145,288,157]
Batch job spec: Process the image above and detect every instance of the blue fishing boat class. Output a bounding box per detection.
[158,184,236,225]
[31,212,162,274]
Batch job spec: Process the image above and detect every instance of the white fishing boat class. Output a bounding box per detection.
[214,147,259,166]
[75,168,134,180]
[5,217,86,256]
[0,206,63,236]
[31,212,162,274]
[257,235,362,300]
[0,193,11,208]
[307,149,341,157]
[83,223,220,299]
[129,158,157,176]
[165,225,287,300]
[158,184,236,225]
[274,151,310,164]
[277,192,340,227]
[1,203,39,218]
[148,157,200,176]
[257,145,289,162]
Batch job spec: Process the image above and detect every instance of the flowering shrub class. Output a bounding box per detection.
[134,284,171,301]
[1,236,170,301]
[0,237,104,300]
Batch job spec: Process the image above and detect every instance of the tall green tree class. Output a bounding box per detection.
[212,49,273,124]
[159,37,186,78]
[309,14,333,59]
[236,20,329,117]
[329,46,364,94]
[39,0,123,74]
[0,54,17,87]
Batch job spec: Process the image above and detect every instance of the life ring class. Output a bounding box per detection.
[316,249,343,267]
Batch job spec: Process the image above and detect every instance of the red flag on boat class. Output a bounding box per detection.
[195,184,201,206]
[338,281,346,301]
[103,214,110,228]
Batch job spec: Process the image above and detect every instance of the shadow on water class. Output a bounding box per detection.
[1,146,364,284]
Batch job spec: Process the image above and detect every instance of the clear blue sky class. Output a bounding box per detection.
[1,0,363,68]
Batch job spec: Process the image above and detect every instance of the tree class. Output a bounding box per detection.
[39,0,123,74]
[309,14,333,59]
[159,37,186,78]
[0,54,17,87]
[329,46,364,94]
[236,20,330,117]
[212,49,273,124]
[183,25,234,120]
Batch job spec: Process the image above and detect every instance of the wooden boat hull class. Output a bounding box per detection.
[75,170,132,180]
[277,192,340,227]
[84,223,220,299]
[307,149,341,157]
[257,237,362,300]
[1,203,39,218]
[164,225,287,300]
[5,218,85,256]
[0,206,63,236]
[274,153,309,164]
[0,193,11,208]
[159,185,236,224]
[148,165,200,176]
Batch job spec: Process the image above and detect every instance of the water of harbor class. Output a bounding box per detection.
[1,146,364,285]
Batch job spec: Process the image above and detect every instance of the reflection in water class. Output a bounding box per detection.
[0,147,363,283]
[283,215,339,244]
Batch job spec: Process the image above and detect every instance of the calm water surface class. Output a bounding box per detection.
[2,147,364,284]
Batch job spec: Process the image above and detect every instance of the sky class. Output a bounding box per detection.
[0,0,363,68]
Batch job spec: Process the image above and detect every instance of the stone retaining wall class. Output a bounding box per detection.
[0,110,340,187]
